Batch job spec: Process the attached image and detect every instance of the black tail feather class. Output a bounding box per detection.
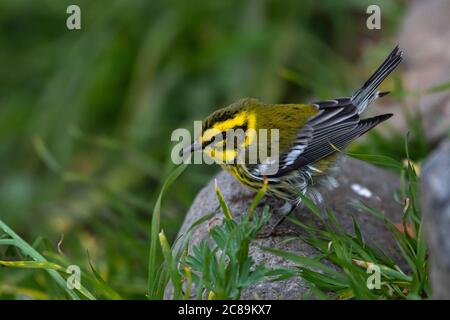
[357,113,393,138]
[352,46,403,113]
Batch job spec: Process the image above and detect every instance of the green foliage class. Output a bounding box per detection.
[0,217,121,299]
[152,173,271,300]
[0,219,81,299]
[147,163,188,299]
[183,206,271,300]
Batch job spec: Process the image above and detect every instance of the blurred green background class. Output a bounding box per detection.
[0,0,406,298]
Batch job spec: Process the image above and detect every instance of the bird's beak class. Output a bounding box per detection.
[181,140,202,158]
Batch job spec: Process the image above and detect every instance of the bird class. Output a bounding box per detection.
[182,46,403,233]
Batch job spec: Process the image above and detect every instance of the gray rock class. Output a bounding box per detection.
[381,0,450,146]
[422,140,450,299]
[175,157,403,299]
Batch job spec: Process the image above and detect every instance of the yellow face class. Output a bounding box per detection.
[200,110,257,164]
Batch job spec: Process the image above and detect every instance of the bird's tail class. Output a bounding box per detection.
[351,46,403,114]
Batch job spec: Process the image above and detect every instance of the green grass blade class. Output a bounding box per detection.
[263,247,340,276]
[248,177,268,218]
[0,260,65,271]
[87,252,122,300]
[214,179,232,220]
[147,163,188,299]
[422,80,450,94]
[159,230,183,299]
[0,218,81,300]
[346,151,403,170]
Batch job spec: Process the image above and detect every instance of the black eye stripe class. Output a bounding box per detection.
[202,132,225,148]
[202,122,248,148]
[231,123,248,132]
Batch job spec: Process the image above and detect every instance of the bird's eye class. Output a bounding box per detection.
[202,131,225,148]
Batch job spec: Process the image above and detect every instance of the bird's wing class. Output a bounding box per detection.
[272,99,392,177]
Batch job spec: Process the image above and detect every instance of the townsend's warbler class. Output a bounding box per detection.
[183,46,403,224]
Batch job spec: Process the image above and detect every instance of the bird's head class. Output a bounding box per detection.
[183,98,259,164]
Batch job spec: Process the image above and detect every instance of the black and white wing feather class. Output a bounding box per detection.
[271,46,402,177]
[273,99,392,177]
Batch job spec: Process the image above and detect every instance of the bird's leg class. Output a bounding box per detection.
[271,201,296,231]
[257,201,296,238]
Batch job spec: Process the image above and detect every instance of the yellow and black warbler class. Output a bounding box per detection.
[183,46,402,220]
